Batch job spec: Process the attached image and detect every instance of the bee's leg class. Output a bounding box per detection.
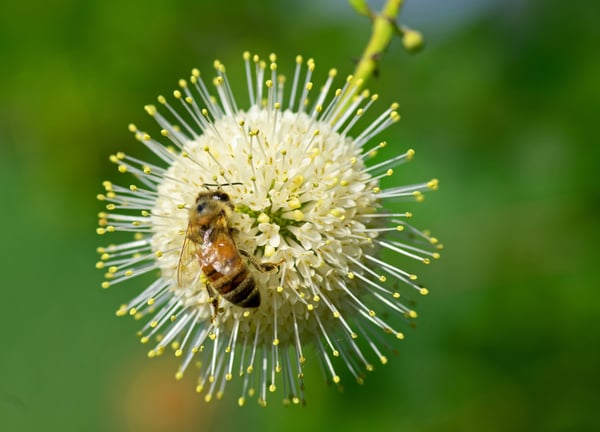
[205,283,220,323]
[240,249,284,273]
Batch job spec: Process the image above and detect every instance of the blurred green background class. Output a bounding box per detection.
[1,0,599,430]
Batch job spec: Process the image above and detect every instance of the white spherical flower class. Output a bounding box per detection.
[96,52,441,406]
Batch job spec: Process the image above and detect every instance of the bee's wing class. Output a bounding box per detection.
[203,219,241,274]
[177,222,198,287]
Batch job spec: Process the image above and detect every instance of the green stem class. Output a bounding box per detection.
[351,0,404,90]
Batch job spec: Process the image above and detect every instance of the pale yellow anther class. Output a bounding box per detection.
[409,274,418,280]
[396,332,405,340]
[333,376,341,384]
[347,272,354,279]
[118,165,127,173]
[178,79,187,88]
[101,281,110,289]
[393,292,401,299]
[264,245,275,258]
[95,261,104,269]
[144,104,157,116]
[402,29,424,52]
[428,178,440,190]
[192,68,200,77]
[276,286,284,293]
[380,356,388,365]
[273,338,279,346]
[396,225,404,231]
[257,212,270,223]
[378,275,386,282]
[291,210,304,221]
[108,266,118,274]
[422,258,431,265]
[243,51,251,61]
[420,288,429,296]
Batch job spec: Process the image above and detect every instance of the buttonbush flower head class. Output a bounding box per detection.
[97,52,440,406]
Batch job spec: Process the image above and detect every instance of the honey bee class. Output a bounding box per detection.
[178,190,281,320]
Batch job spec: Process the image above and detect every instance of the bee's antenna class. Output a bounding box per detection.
[203,182,243,189]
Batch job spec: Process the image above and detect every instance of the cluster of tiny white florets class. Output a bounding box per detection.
[96,52,440,406]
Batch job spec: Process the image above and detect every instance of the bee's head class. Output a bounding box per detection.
[189,191,232,225]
